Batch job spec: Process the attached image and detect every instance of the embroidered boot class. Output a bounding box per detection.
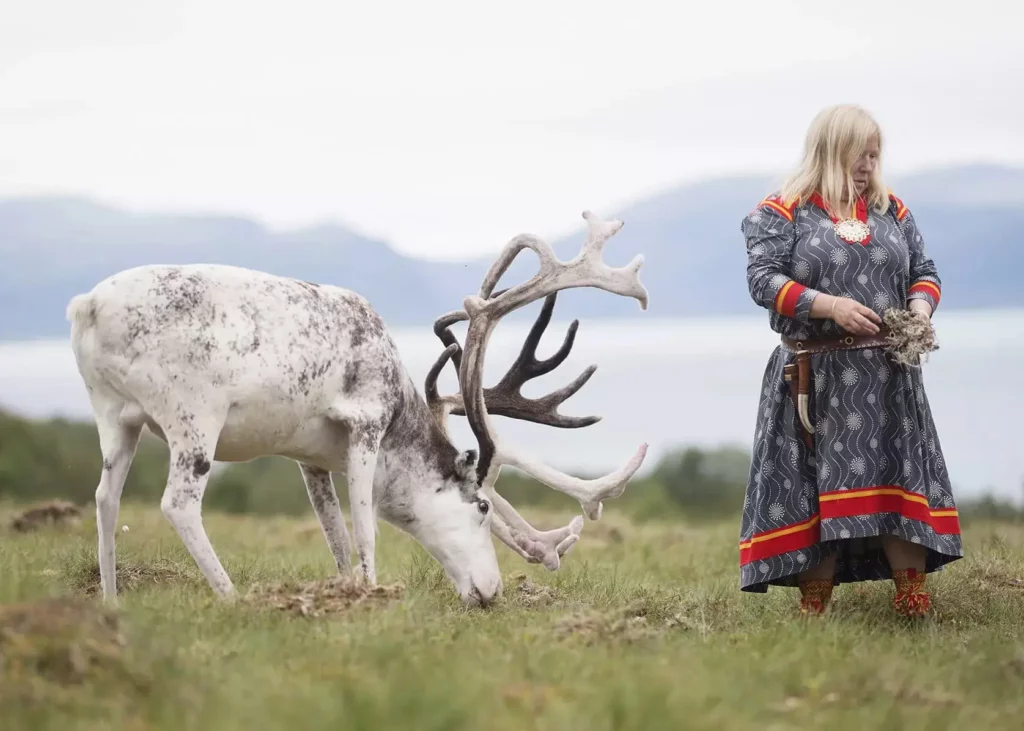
[892,568,930,617]
[798,578,834,615]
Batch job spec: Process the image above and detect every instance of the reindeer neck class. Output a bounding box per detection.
[376,374,460,493]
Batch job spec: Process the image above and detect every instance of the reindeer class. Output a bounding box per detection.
[66,211,648,607]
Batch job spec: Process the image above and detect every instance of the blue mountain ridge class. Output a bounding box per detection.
[1,164,1020,341]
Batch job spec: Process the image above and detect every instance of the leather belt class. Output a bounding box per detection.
[780,327,891,451]
[781,326,891,355]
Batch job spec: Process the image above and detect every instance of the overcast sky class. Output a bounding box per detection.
[2,0,1022,259]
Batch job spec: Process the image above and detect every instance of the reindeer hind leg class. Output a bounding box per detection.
[88,390,143,602]
[157,408,235,597]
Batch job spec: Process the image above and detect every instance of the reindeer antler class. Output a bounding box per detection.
[425,294,593,570]
[459,210,648,521]
[424,211,647,569]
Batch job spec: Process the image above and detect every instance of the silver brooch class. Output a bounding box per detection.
[834,218,871,244]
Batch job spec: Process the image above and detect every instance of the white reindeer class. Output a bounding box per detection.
[66,211,648,606]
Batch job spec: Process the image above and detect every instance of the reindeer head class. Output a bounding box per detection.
[422,210,649,605]
[396,443,503,607]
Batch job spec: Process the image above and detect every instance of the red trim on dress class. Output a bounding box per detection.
[909,280,941,305]
[756,195,796,222]
[739,485,959,566]
[774,280,807,318]
[888,190,909,221]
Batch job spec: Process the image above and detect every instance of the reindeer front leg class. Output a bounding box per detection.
[331,404,386,585]
[346,437,381,584]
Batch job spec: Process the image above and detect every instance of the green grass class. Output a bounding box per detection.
[2,501,1023,730]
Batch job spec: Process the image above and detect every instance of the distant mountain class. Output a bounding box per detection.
[1,164,1021,341]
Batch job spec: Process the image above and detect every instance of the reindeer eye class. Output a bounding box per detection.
[476,499,490,515]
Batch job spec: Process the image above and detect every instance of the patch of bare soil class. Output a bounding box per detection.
[10,500,82,533]
[0,596,132,695]
[552,604,661,644]
[75,559,192,597]
[244,575,405,617]
[883,308,939,366]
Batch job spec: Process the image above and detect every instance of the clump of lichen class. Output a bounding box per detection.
[883,309,939,366]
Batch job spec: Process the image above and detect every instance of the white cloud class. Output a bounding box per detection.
[1,0,1021,259]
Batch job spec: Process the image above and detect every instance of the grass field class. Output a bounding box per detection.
[2,501,1023,731]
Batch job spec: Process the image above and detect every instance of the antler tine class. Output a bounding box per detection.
[497,291,577,383]
[477,234,560,303]
[432,310,468,369]
[423,311,469,439]
[428,294,601,429]
[455,291,601,429]
[460,210,648,520]
[474,212,648,315]
[424,342,460,438]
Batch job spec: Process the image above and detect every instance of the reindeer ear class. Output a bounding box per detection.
[454,449,478,479]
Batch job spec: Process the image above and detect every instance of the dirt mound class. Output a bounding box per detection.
[10,500,82,533]
[552,605,659,644]
[508,572,558,607]
[244,575,405,617]
[0,596,127,691]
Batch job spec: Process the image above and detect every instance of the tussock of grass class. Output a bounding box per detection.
[63,554,196,598]
[0,595,156,720]
[9,499,82,533]
[0,596,125,686]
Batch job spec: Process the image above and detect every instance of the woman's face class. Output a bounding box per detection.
[851,134,880,196]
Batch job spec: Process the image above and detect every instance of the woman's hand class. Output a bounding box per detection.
[829,296,883,335]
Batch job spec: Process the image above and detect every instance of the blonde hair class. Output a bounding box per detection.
[780,104,889,214]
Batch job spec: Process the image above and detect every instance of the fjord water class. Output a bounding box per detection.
[1,309,1022,501]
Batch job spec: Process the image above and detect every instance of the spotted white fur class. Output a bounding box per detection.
[68,264,503,606]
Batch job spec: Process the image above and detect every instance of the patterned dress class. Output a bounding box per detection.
[739,191,963,593]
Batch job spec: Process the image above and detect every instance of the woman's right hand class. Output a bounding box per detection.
[830,296,883,335]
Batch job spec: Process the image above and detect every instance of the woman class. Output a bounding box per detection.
[738,104,962,617]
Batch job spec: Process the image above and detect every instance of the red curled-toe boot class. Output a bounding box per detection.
[892,568,931,617]
[798,579,834,615]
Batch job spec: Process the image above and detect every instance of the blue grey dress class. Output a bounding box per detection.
[739,191,963,593]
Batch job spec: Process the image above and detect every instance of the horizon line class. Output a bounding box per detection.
[1,158,1020,263]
